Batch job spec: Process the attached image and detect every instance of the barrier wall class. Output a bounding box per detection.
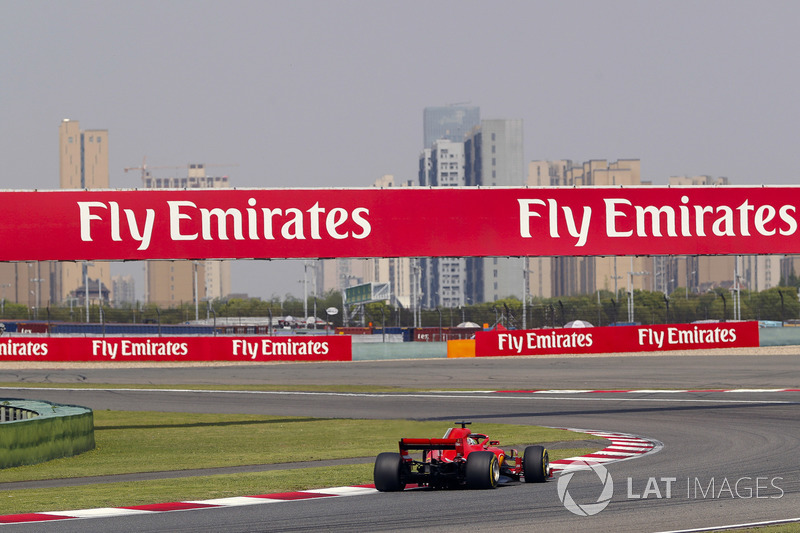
[475,322,760,357]
[0,322,793,363]
[352,341,447,361]
[0,400,95,469]
[0,335,351,362]
[759,327,800,346]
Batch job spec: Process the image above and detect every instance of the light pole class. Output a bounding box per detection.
[302,261,312,327]
[627,257,650,324]
[0,283,11,316]
[613,257,622,296]
[522,258,536,330]
[412,259,422,328]
[733,256,742,321]
[83,261,95,323]
[29,278,43,319]
[192,261,199,321]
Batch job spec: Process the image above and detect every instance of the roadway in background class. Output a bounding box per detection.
[2,348,799,390]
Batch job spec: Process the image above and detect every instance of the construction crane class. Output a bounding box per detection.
[123,157,184,187]
[124,158,238,187]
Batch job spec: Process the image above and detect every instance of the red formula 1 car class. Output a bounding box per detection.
[374,421,550,491]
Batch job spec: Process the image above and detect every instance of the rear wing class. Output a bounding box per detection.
[399,438,462,452]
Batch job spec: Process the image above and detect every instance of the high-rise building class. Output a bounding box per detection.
[0,120,112,310]
[0,262,57,315]
[418,140,468,308]
[319,175,414,309]
[464,119,525,305]
[528,159,648,298]
[423,105,480,148]
[143,164,230,307]
[59,119,109,189]
[146,260,207,308]
[58,119,112,305]
[668,175,729,186]
[665,175,782,297]
[524,164,772,300]
[418,106,483,309]
[111,275,136,307]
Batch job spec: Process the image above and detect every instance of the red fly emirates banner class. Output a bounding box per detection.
[3,187,800,260]
[0,336,351,362]
[475,322,759,357]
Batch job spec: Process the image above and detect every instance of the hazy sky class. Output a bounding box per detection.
[2,1,799,300]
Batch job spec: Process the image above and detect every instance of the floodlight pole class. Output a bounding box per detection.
[84,262,89,322]
[522,257,527,330]
[303,262,308,326]
[627,257,650,324]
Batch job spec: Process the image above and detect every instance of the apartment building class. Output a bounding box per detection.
[527,159,649,298]
[60,119,112,305]
[319,175,415,309]
[0,120,110,308]
[143,164,229,307]
[418,140,468,308]
[423,105,480,148]
[111,275,136,306]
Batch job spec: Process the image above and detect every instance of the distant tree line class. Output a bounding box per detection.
[2,285,799,329]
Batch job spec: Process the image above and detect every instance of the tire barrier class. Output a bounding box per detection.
[0,399,95,469]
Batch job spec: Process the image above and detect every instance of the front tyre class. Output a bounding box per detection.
[465,451,500,489]
[522,445,549,483]
[374,452,406,492]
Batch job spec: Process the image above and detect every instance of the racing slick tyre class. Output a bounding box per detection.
[522,445,549,483]
[374,452,407,492]
[465,451,500,489]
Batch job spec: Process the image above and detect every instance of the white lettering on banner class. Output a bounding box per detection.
[497,332,593,353]
[518,195,798,247]
[262,339,330,357]
[518,199,591,247]
[0,340,49,356]
[232,339,260,359]
[636,326,738,348]
[91,339,188,359]
[81,199,371,251]
[79,201,155,250]
[602,196,797,239]
[231,339,332,359]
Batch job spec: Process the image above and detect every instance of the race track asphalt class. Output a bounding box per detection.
[1,350,799,532]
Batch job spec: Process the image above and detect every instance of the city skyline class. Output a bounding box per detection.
[3,1,799,300]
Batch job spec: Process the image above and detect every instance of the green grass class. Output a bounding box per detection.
[0,465,377,514]
[721,526,800,533]
[0,411,602,515]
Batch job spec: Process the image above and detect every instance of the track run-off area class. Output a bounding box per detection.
[1,348,799,532]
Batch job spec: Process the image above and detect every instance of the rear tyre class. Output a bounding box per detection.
[465,451,500,489]
[374,452,406,492]
[522,445,549,483]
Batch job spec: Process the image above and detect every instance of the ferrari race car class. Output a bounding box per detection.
[373,421,550,491]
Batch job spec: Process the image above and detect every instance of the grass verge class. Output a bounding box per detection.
[1,450,599,515]
[0,411,602,515]
[722,527,800,533]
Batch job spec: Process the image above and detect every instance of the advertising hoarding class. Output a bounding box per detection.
[474,322,760,357]
[0,335,352,362]
[3,187,800,260]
